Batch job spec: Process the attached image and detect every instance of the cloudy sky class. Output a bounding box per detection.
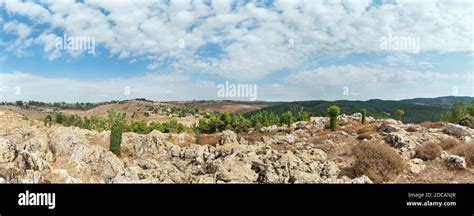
[0,0,473,102]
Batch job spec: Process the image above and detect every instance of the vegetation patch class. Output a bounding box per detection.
[415,142,443,161]
[352,141,405,183]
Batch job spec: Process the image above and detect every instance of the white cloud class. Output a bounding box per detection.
[3,21,32,38]
[285,64,472,100]
[1,0,471,81]
[0,72,218,102]
[0,0,472,101]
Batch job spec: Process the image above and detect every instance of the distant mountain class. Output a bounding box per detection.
[245,96,474,123]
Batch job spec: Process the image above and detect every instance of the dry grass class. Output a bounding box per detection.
[415,142,443,161]
[352,141,406,183]
[357,132,372,140]
[196,134,219,146]
[338,121,351,126]
[405,126,418,132]
[438,137,462,150]
[420,121,444,129]
[450,142,474,167]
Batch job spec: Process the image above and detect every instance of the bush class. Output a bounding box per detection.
[357,132,371,140]
[450,143,474,167]
[458,116,474,129]
[352,142,405,183]
[465,144,474,167]
[55,113,65,124]
[395,109,405,121]
[441,102,468,123]
[294,112,310,122]
[44,115,52,127]
[161,119,186,133]
[128,120,151,134]
[280,111,294,127]
[327,105,340,131]
[250,111,280,128]
[420,121,443,129]
[110,124,122,156]
[438,137,461,150]
[361,109,367,124]
[415,142,443,161]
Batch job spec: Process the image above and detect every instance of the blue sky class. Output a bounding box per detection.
[0,0,473,102]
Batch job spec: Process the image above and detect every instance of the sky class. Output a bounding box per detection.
[0,0,473,102]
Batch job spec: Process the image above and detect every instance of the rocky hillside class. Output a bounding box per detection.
[1,109,474,184]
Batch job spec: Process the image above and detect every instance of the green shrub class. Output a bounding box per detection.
[55,113,65,124]
[395,109,405,122]
[110,124,122,156]
[327,105,340,131]
[441,102,467,123]
[294,112,310,121]
[280,111,294,127]
[361,109,367,124]
[458,116,474,129]
[128,120,151,134]
[44,115,52,127]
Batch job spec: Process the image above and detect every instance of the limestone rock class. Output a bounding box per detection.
[350,175,373,184]
[0,138,16,163]
[216,155,258,183]
[444,155,467,170]
[443,123,474,137]
[407,158,425,174]
[219,130,238,145]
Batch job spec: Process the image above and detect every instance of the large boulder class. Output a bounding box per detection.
[385,133,411,149]
[215,155,258,183]
[309,117,327,130]
[274,134,296,144]
[378,120,401,133]
[444,155,467,170]
[443,123,474,137]
[219,130,238,145]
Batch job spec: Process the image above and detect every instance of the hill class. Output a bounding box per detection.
[246,96,474,123]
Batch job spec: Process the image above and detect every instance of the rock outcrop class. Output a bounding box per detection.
[1,109,473,184]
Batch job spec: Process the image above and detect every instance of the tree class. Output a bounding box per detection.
[110,124,122,156]
[327,105,340,131]
[295,112,310,122]
[280,111,294,127]
[231,114,251,133]
[395,109,405,122]
[360,109,367,124]
[143,112,150,117]
[468,100,474,117]
[220,111,232,130]
[107,109,126,156]
[55,113,65,124]
[440,102,466,123]
[44,115,52,127]
[107,109,126,128]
